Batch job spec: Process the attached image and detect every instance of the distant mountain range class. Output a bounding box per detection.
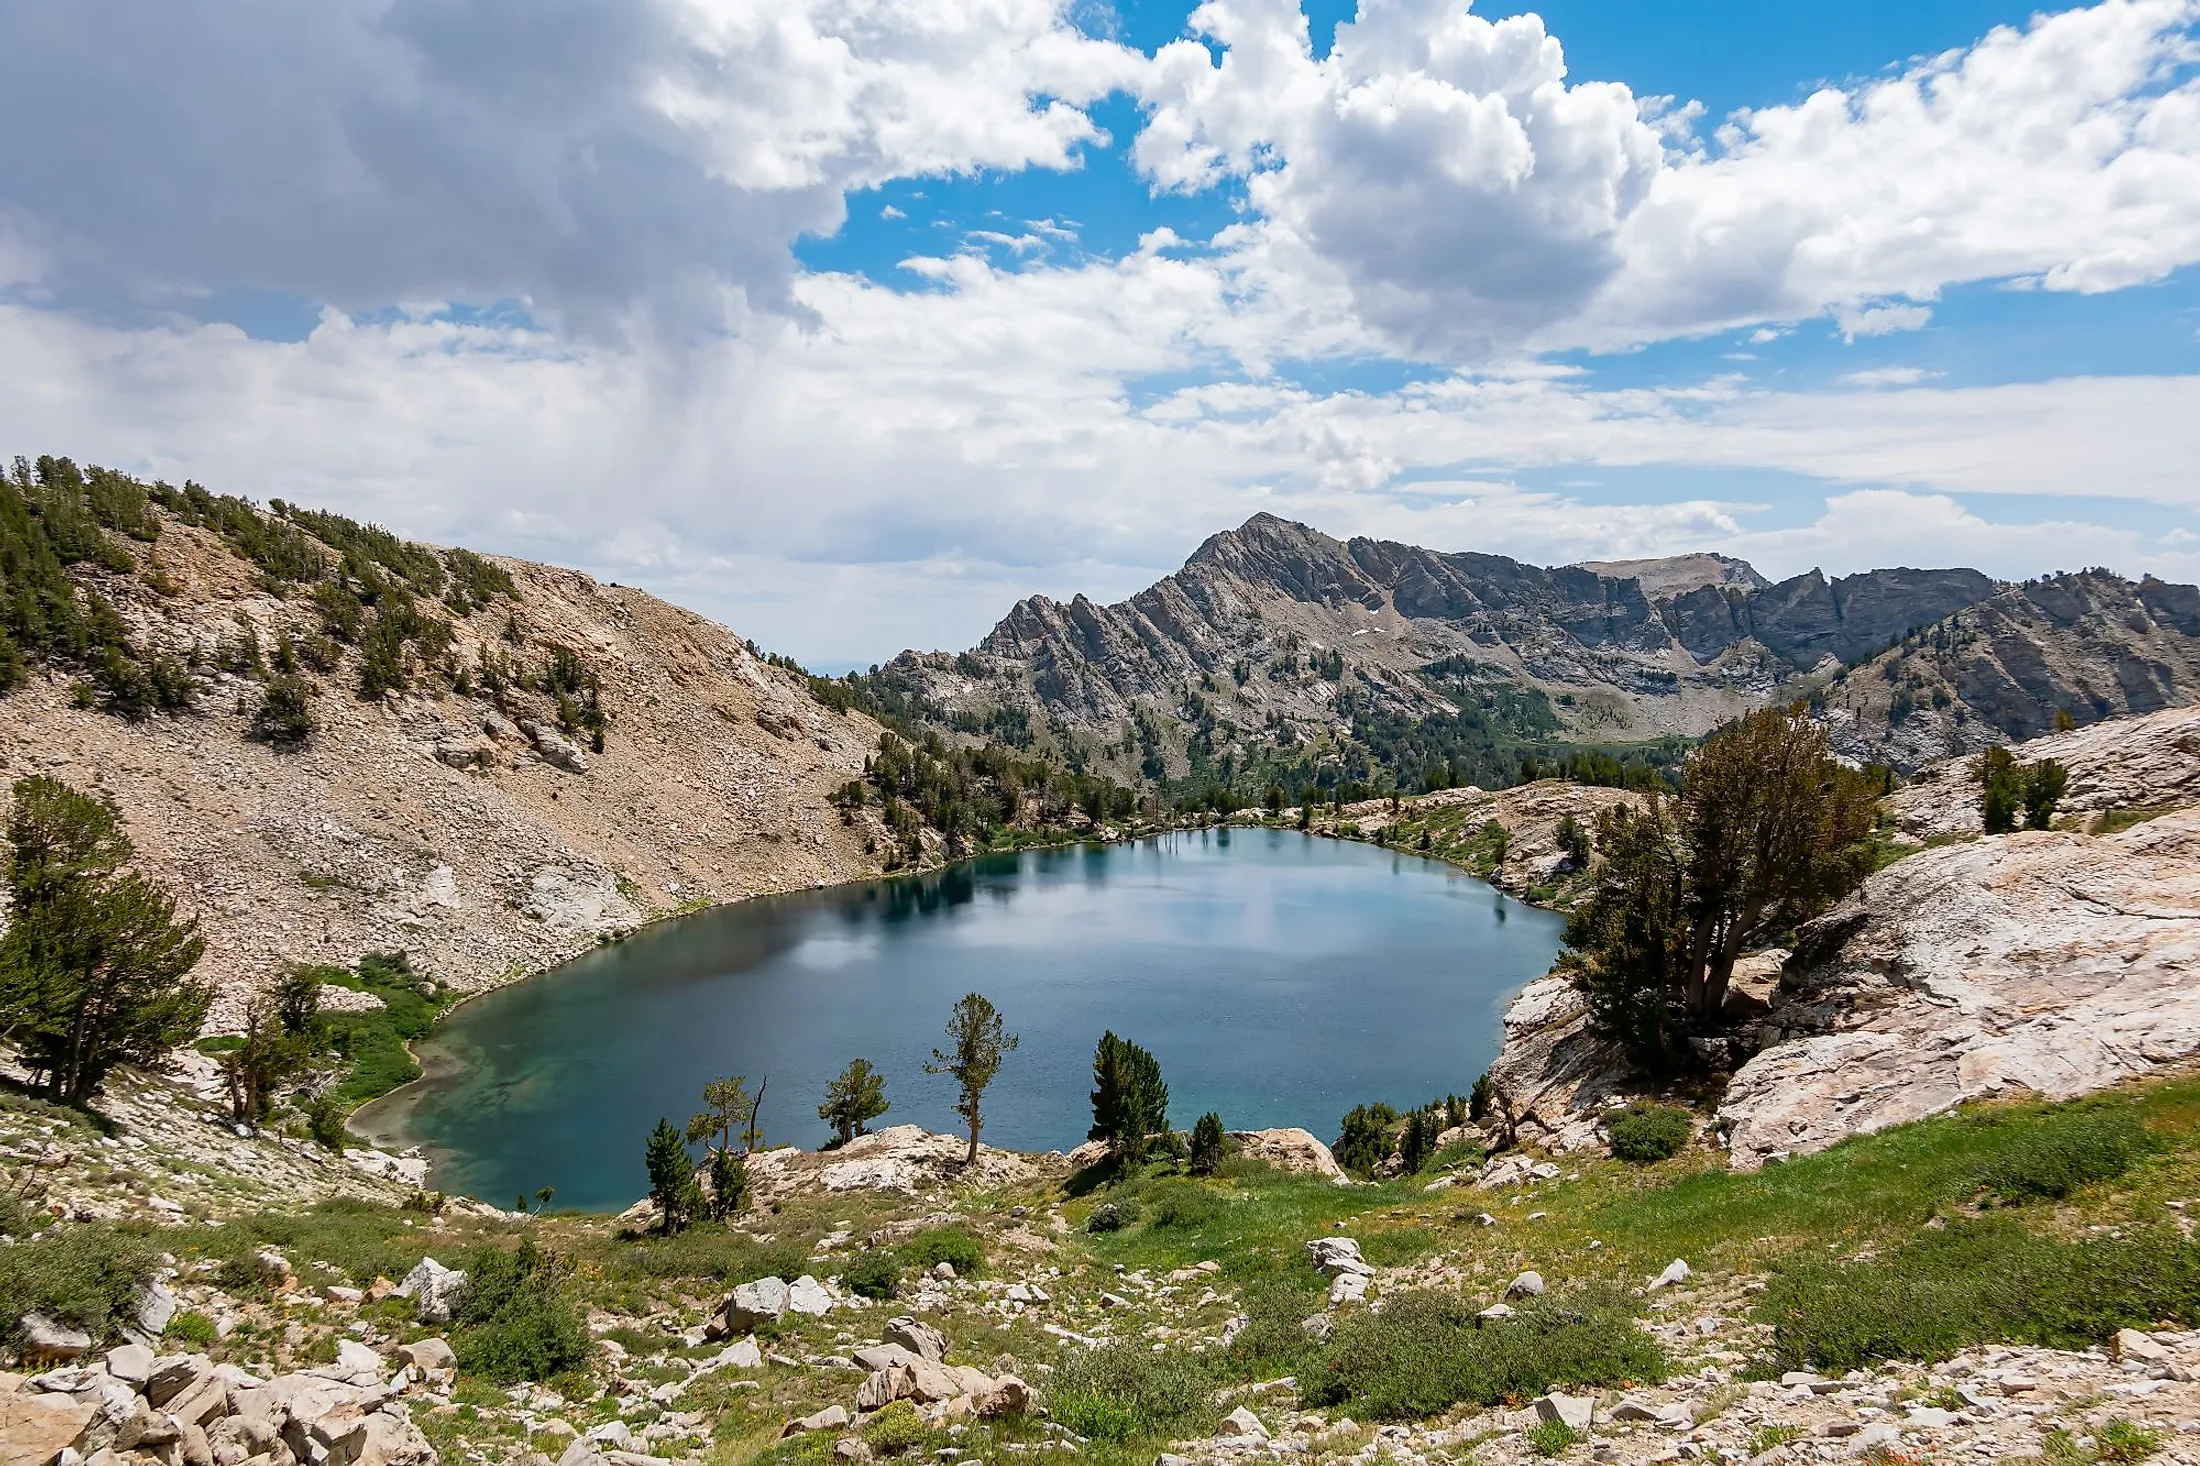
[870,514,2200,783]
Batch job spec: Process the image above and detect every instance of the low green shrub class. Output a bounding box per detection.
[1606,1104,1693,1163]
[452,1237,591,1383]
[1144,1180,1225,1230]
[599,1227,807,1288]
[842,1250,900,1301]
[1086,1200,1138,1233]
[2096,1418,2164,1464]
[1221,1283,1324,1381]
[1047,1343,1216,1442]
[1305,1288,1665,1420]
[1972,1108,2158,1202]
[860,1400,931,1454]
[1431,1137,1484,1172]
[0,1226,160,1342]
[1756,1218,2200,1373]
[1527,1420,1580,1457]
[165,1310,219,1347]
[899,1227,983,1277]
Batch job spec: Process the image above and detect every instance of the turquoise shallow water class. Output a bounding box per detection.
[355,829,1565,1211]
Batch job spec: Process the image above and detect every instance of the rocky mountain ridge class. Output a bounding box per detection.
[877,514,2190,784]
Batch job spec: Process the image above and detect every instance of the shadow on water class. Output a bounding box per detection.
[357,830,1565,1212]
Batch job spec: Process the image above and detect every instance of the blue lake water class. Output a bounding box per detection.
[355,829,1565,1211]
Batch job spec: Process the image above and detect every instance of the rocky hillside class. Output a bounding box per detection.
[1822,570,2200,769]
[0,460,904,1021]
[870,515,2017,789]
[1477,704,2200,1168]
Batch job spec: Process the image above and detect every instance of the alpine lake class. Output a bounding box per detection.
[354,828,1565,1211]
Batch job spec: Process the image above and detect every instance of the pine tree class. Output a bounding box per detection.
[1188,1112,1226,1176]
[644,1118,702,1233]
[0,777,211,1103]
[1088,1031,1168,1164]
[818,1058,890,1144]
[708,1146,749,1220]
[924,993,1017,1166]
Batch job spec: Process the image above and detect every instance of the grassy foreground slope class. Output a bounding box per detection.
[6,1066,2196,1466]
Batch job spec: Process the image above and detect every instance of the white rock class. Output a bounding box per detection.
[104,1344,155,1386]
[1647,1259,1692,1292]
[1505,1271,1545,1300]
[1534,1393,1593,1433]
[1217,1406,1269,1441]
[787,1275,834,1317]
[716,1338,763,1370]
[715,1277,791,1334]
[2116,1328,2170,1363]
[396,1257,468,1324]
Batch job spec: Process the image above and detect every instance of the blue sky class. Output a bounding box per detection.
[1,0,2196,663]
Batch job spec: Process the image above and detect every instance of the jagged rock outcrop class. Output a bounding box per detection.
[1825,570,2200,770]
[1719,808,2200,1170]
[884,514,2014,784]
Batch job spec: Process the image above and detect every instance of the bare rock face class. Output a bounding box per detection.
[1477,977,1640,1155]
[1719,808,2200,1170]
[1886,703,2200,839]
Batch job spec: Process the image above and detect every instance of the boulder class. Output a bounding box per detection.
[133,1284,178,1340]
[253,1249,293,1287]
[975,1375,1032,1418]
[850,1344,917,1373]
[17,1315,92,1360]
[1505,1271,1545,1300]
[884,1317,948,1364]
[102,1345,153,1388]
[1534,1393,1593,1433]
[782,1405,848,1437]
[2115,1328,2170,1363]
[557,1440,607,1466]
[712,1277,790,1336]
[395,1258,467,1325]
[145,1355,212,1409]
[1304,1238,1370,1278]
[786,1275,833,1317]
[394,1338,455,1373]
[0,1389,96,1466]
[1227,1130,1349,1183]
[1217,1406,1269,1441]
[714,1338,762,1370]
[855,1359,963,1410]
[1328,1272,1369,1307]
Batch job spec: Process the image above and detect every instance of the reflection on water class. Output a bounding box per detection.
[355,830,1564,1212]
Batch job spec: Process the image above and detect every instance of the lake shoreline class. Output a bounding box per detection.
[352,823,1566,1197]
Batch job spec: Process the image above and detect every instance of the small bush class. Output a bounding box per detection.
[452,1237,591,1382]
[1086,1200,1138,1233]
[842,1251,900,1301]
[1047,1343,1216,1441]
[166,1309,219,1347]
[1306,1288,1665,1420]
[1222,1283,1324,1380]
[1144,1180,1225,1230]
[861,1401,931,1455]
[2096,1418,2163,1464]
[899,1227,983,1277]
[1972,1108,2157,1202]
[0,1226,160,1342]
[1756,1218,2200,1373]
[1606,1103,1692,1163]
[599,1226,806,1288]
[1528,1420,1580,1457]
